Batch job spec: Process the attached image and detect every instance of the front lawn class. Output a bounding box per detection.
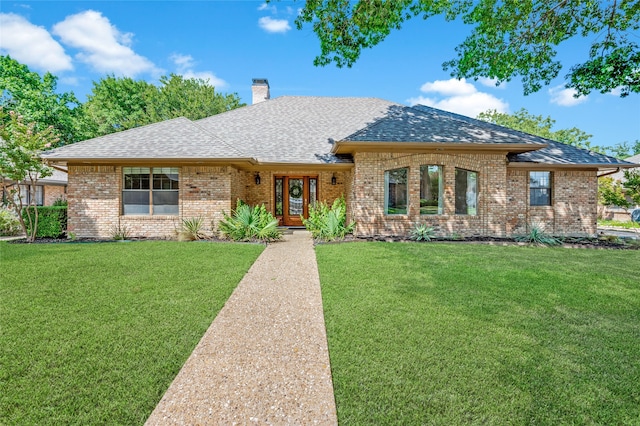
[0,241,263,425]
[316,243,640,424]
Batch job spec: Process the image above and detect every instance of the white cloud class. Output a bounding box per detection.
[258,16,291,33]
[0,13,72,72]
[170,53,227,88]
[408,78,509,117]
[548,85,588,106]
[52,10,158,77]
[477,77,507,89]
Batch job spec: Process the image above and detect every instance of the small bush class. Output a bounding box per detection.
[0,208,21,236]
[110,223,131,240]
[22,206,67,238]
[177,217,206,241]
[218,200,281,242]
[410,224,435,241]
[52,198,68,207]
[303,196,355,241]
[515,223,560,246]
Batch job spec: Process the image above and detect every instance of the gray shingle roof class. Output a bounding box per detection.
[508,140,635,166]
[42,96,633,169]
[43,117,247,160]
[195,96,397,164]
[345,104,547,146]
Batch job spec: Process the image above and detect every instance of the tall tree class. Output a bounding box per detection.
[607,140,640,159]
[295,0,640,96]
[477,108,603,152]
[0,110,58,242]
[81,74,245,139]
[149,74,244,122]
[80,75,157,138]
[0,55,80,146]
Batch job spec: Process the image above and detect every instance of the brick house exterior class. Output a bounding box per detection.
[43,80,633,239]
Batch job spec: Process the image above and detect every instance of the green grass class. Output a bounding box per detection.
[598,219,640,229]
[0,241,263,425]
[316,242,640,425]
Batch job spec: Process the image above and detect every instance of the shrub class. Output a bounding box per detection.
[0,208,21,236]
[515,223,560,246]
[52,197,68,207]
[22,206,67,238]
[410,224,435,241]
[110,224,131,240]
[303,196,355,241]
[218,200,281,242]
[177,217,206,241]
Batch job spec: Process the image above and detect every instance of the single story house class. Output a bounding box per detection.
[42,79,634,239]
[2,167,67,207]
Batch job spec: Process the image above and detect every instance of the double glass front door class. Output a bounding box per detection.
[274,176,317,226]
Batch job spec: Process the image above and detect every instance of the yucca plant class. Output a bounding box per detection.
[410,224,435,241]
[218,200,281,242]
[110,223,131,241]
[303,196,355,241]
[177,216,206,241]
[515,223,560,246]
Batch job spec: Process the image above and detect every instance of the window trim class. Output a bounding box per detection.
[529,171,552,206]
[122,167,179,216]
[384,167,409,215]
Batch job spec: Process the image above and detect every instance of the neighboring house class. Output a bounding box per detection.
[2,167,67,207]
[600,154,640,221]
[42,79,634,239]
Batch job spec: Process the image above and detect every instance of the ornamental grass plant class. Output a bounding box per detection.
[303,196,355,241]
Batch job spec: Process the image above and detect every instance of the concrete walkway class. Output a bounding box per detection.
[145,230,338,425]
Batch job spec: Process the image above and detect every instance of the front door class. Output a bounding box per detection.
[275,176,318,226]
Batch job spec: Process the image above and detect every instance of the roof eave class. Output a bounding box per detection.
[507,162,637,171]
[332,141,546,154]
[43,157,258,166]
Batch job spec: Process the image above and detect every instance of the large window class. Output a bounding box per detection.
[385,168,408,215]
[530,171,552,206]
[420,165,443,215]
[123,167,179,215]
[19,185,44,206]
[455,168,477,215]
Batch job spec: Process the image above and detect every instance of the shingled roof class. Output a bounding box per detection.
[42,96,633,169]
[43,117,248,161]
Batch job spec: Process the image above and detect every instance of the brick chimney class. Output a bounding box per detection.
[252,78,270,104]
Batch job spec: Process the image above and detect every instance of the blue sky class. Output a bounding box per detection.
[1,1,639,150]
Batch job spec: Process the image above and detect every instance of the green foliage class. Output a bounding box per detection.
[0,55,80,145]
[110,223,131,241]
[410,223,435,241]
[622,170,640,206]
[296,1,639,96]
[599,177,630,208]
[0,207,21,236]
[218,200,281,242]
[515,223,560,246]
[22,206,67,238]
[303,196,355,241]
[0,110,58,241]
[80,74,245,139]
[177,216,206,241]
[607,140,640,159]
[477,108,604,152]
[52,197,67,207]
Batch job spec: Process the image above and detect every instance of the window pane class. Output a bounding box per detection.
[385,168,408,215]
[420,165,443,215]
[275,178,283,216]
[152,191,178,215]
[530,171,551,206]
[309,178,317,207]
[34,186,44,206]
[123,191,150,214]
[153,168,179,190]
[455,169,477,215]
[288,178,304,216]
[124,170,150,190]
